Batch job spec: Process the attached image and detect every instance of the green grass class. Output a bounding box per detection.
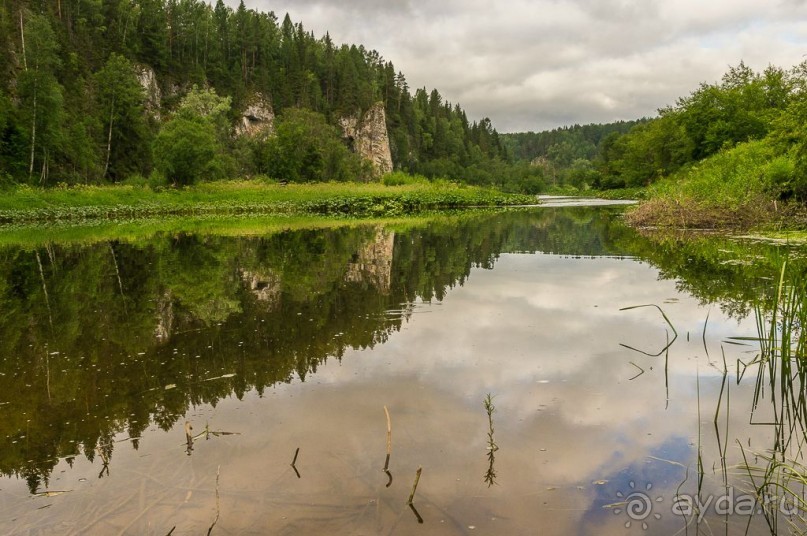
[0,180,535,223]
[626,140,798,229]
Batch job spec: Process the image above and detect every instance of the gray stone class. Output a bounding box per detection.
[339,102,393,178]
[135,64,161,120]
[235,93,275,137]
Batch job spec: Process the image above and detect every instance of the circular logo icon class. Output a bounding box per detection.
[612,481,663,530]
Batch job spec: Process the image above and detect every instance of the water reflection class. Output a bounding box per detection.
[0,207,803,534]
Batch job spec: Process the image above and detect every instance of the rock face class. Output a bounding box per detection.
[235,93,275,137]
[339,102,393,177]
[135,64,161,120]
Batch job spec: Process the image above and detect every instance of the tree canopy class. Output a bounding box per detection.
[0,1,532,190]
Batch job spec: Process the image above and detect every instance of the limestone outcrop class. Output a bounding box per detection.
[135,64,161,120]
[339,102,393,177]
[235,93,275,137]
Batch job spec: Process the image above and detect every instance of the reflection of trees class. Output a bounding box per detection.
[615,230,799,319]
[6,210,627,492]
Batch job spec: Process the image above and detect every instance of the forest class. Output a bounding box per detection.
[501,119,645,189]
[506,61,807,206]
[0,0,544,192]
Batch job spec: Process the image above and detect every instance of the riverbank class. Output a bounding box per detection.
[0,181,535,224]
[620,140,807,231]
[623,195,807,231]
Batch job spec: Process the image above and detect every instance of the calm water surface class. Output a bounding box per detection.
[0,207,802,535]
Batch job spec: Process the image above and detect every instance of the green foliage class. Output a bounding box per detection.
[629,139,800,229]
[152,116,223,186]
[259,108,368,182]
[501,120,644,189]
[597,114,694,188]
[676,63,789,160]
[650,140,779,208]
[177,85,232,141]
[95,53,150,181]
[17,13,64,184]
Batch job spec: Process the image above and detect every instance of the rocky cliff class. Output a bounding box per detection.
[135,64,162,120]
[339,102,393,177]
[235,93,275,137]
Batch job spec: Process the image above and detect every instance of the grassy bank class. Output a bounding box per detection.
[0,181,535,224]
[625,140,806,231]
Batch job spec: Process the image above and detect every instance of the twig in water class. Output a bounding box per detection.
[185,421,194,456]
[483,394,498,487]
[384,405,392,460]
[628,361,645,381]
[407,467,422,505]
[207,465,221,536]
[383,405,393,487]
[409,503,424,524]
[291,447,301,478]
[619,304,679,356]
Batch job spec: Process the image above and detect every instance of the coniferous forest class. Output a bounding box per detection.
[0,0,544,191]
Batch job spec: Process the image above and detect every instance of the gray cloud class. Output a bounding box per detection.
[227,0,807,132]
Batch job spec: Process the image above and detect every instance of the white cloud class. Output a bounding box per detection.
[227,0,807,131]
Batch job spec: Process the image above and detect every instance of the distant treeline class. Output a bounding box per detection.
[0,1,543,192]
[501,120,646,188]
[505,60,807,198]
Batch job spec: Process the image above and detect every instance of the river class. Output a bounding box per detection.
[0,204,804,535]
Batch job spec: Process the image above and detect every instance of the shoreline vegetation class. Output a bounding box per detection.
[506,61,807,232]
[0,180,535,224]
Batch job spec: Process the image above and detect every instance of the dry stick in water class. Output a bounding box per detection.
[407,467,422,505]
[291,447,301,479]
[384,405,392,460]
[207,465,221,536]
[383,406,393,486]
[184,421,194,455]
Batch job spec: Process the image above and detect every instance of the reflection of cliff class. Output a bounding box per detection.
[345,227,395,293]
[155,290,173,342]
[240,270,282,306]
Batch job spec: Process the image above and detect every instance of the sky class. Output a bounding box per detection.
[224,0,807,133]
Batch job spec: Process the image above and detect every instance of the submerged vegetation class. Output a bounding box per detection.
[737,262,807,534]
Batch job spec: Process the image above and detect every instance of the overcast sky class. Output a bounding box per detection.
[225,0,807,133]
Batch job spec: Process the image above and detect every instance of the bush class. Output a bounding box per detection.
[153,116,223,186]
[260,109,368,183]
